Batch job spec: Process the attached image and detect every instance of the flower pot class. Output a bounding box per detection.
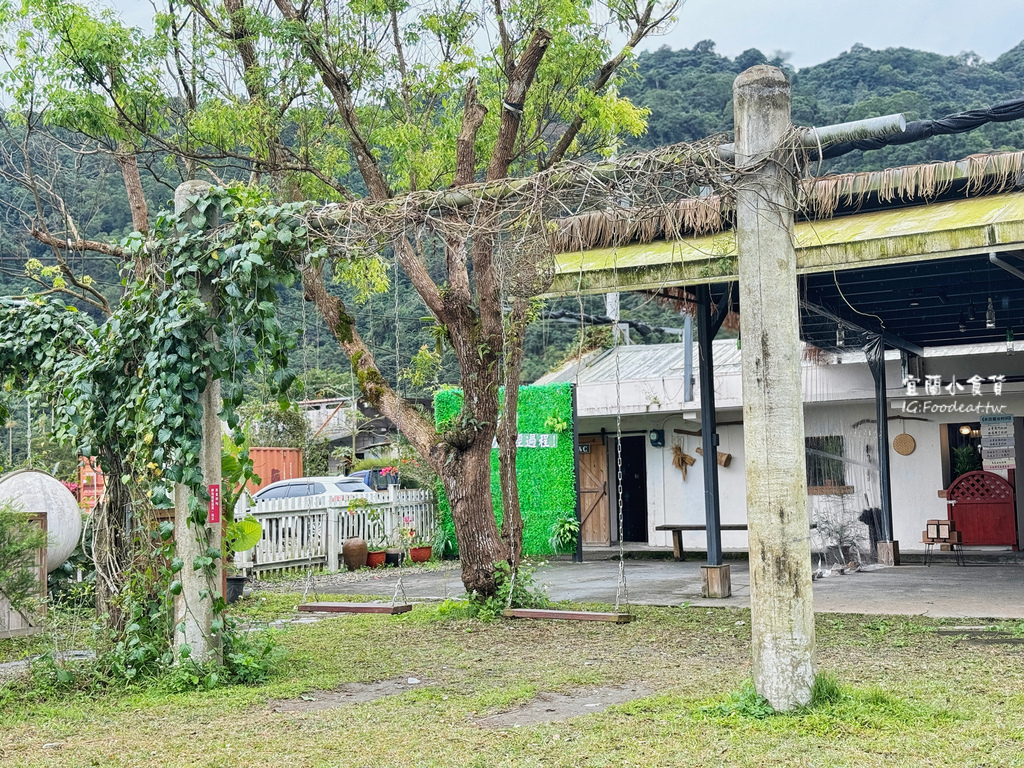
[366,550,386,568]
[226,575,246,604]
[343,537,368,571]
[384,549,403,567]
[409,545,432,563]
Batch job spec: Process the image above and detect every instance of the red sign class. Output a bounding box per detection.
[208,484,221,525]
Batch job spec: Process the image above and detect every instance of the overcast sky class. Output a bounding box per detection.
[109,0,1024,69]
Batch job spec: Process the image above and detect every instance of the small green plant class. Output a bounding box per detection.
[809,672,846,706]
[468,561,550,622]
[952,443,982,477]
[47,519,95,608]
[704,680,777,719]
[222,628,285,686]
[411,526,437,548]
[703,672,848,720]
[432,525,455,558]
[0,500,48,627]
[548,512,580,554]
[543,413,570,434]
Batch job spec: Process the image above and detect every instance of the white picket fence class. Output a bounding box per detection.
[233,487,438,575]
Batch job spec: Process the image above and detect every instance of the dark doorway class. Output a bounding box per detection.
[619,435,649,542]
[946,423,982,482]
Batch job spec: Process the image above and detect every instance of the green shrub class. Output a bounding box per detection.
[548,512,580,554]
[468,561,550,622]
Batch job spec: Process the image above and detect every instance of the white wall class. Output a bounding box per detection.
[579,346,1024,553]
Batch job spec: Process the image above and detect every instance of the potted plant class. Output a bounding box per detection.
[385,516,416,566]
[223,516,262,603]
[366,537,387,568]
[221,434,263,602]
[409,528,435,564]
[362,505,387,568]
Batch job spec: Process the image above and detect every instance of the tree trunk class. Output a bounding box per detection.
[443,436,508,596]
[91,451,133,636]
[497,297,529,562]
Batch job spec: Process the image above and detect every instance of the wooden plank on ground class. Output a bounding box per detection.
[297,602,412,614]
[502,608,633,623]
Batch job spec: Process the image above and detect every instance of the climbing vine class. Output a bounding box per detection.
[1,188,315,513]
[0,186,331,672]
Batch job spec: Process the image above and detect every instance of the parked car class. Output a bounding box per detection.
[253,476,374,504]
[346,468,400,491]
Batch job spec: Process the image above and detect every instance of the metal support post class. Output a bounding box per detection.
[696,285,724,567]
[866,337,899,565]
[572,384,584,562]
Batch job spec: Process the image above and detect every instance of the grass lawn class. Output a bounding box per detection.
[2,593,1023,767]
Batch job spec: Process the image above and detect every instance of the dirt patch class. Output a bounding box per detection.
[475,684,653,728]
[269,676,430,712]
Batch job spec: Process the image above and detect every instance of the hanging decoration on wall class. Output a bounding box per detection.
[695,446,733,467]
[893,419,916,456]
[671,445,696,479]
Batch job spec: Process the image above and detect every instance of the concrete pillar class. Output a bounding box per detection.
[173,179,223,665]
[734,66,816,710]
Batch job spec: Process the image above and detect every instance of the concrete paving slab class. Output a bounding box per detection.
[313,558,1024,619]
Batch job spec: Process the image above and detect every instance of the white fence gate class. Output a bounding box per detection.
[233,487,437,575]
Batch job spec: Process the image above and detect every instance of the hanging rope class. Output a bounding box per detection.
[609,242,629,612]
[391,253,407,608]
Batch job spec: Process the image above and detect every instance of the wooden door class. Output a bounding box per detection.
[946,470,1019,546]
[579,435,610,545]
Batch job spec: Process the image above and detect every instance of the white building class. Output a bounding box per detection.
[539,340,1024,557]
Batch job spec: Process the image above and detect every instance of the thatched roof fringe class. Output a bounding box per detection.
[551,196,732,253]
[552,151,1024,254]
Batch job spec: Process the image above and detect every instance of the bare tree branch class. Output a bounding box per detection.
[487,27,552,182]
[543,1,679,169]
[272,0,392,201]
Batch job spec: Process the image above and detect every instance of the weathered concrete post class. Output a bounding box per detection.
[734,66,816,710]
[173,179,223,664]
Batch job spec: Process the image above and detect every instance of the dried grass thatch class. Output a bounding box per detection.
[552,150,1024,254]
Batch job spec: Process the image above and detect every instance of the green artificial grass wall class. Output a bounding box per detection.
[434,382,575,556]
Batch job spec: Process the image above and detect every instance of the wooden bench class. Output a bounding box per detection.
[654,524,748,561]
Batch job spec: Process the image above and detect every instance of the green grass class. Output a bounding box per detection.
[2,597,1023,767]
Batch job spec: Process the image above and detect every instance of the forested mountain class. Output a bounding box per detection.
[623,40,1024,173]
[3,37,1024,421]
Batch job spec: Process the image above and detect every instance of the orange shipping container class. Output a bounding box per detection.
[78,457,106,513]
[248,447,303,493]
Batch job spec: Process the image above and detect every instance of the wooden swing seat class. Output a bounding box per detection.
[502,608,632,623]
[297,602,412,615]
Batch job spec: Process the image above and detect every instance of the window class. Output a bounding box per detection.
[256,484,291,500]
[287,483,314,498]
[805,436,846,488]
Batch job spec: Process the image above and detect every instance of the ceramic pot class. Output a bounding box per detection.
[343,537,368,571]
[366,550,386,568]
[384,549,402,567]
[409,545,432,563]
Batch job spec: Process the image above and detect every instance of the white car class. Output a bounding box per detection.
[253,476,375,504]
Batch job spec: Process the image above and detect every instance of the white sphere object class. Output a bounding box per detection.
[0,470,83,572]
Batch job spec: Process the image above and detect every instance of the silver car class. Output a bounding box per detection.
[253,476,374,504]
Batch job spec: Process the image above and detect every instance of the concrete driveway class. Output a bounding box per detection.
[314,558,1024,619]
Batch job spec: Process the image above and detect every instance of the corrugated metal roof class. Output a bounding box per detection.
[536,340,742,385]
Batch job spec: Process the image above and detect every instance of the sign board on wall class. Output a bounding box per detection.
[981,414,1016,471]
